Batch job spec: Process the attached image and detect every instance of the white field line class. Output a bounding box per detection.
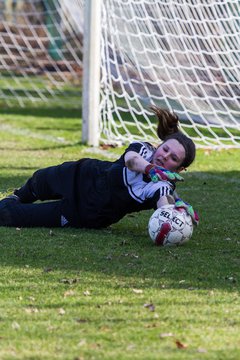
[82,147,118,159]
[0,123,70,144]
[0,123,119,158]
[1,124,239,173]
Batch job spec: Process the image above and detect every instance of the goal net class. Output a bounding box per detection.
[99,0,240,148]
[0,0,240,148]
[0,0,84,108]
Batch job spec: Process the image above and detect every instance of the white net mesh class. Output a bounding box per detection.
[100,0,240,148]
[0,0,240,148]
[0,0,83,108]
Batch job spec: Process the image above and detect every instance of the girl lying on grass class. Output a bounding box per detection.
[0,106,199,228]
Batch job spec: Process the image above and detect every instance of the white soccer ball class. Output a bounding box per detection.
[148,204,193,246]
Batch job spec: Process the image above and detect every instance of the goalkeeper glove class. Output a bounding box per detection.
[175,198,199,226]
[145,164,184,183]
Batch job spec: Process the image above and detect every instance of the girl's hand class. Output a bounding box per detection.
[175,198,199,225]
[145,164,184,183]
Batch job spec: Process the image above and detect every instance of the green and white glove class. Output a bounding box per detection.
[175,198,199,226]
[145,164,184,183]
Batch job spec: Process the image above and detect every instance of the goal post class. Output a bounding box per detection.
[82,0,102,146]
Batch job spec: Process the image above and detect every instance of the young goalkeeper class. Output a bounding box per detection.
[0,107,199,228]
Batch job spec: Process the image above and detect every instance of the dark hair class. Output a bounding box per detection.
[150,106,196,168]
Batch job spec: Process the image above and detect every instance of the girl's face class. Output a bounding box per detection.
[152,139,186,172]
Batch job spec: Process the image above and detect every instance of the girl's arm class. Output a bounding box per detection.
[156,195,175,208]
[125,151,184,183]
[125,151,180,207]
[124,151,150,173]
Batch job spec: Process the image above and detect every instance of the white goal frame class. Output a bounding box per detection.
[82,0,240,149]
[0,0,239,148]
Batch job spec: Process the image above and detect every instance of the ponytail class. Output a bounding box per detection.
[150,105,179,140]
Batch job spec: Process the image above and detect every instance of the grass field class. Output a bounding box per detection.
[0,106,239,360]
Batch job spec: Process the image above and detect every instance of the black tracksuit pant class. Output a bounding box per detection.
[0,162,80,228]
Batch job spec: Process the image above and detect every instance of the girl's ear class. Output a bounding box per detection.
[177,166,186,173]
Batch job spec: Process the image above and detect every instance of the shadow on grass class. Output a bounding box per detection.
[0,171,239,293]
[0,141,82,152]
[0,106,82,119]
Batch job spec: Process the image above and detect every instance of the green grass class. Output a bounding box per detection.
[0,107,239,360]
[0,74,81,109]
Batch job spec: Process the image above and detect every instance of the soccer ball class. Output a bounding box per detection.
[148,204,193,246]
